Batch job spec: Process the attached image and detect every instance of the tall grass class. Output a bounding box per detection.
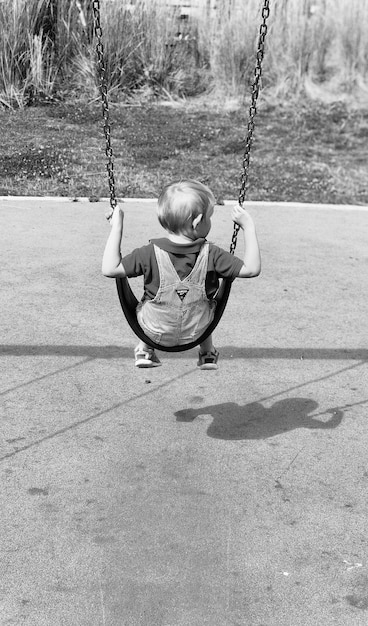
[207,1,261,97]
[264,0,368,101]
[0,0,367,108]
[334,0,368,88]
[0,0,86,107]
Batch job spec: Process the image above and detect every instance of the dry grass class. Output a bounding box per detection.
[0,0,367,108]
[265,0,368,102]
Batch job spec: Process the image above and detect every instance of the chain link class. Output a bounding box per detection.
[230,0,270,254]
[92,0,117,218]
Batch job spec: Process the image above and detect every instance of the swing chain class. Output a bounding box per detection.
[92,0,117,215]
[230,0,270,255]
[92,0,269,230]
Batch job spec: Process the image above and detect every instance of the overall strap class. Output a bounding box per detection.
[153,242,209,284]
[184,242,209,283]
[153,244,181,282]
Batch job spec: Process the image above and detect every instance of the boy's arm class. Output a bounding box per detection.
[232,205,261,278]
[101,206,127,277]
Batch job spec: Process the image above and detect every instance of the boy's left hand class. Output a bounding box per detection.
[231,204,255,230]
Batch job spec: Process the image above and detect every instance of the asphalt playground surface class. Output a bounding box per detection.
[1,197,368,626]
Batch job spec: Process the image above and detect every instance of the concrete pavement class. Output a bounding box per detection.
[1,198,368,625]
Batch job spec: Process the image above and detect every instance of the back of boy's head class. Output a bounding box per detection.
[157,179,215,234]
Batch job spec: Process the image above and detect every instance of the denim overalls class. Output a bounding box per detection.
[137,243,216,346]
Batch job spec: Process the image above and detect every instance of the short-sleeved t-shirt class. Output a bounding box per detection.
[122,237,243,301]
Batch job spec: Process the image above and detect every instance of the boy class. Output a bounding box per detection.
[102,179,261,369]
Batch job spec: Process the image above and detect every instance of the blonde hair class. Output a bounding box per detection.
[157,179,215,234]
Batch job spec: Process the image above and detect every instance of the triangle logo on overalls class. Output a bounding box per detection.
[176,286,189,301]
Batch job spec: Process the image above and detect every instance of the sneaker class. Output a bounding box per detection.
[197,348,219,370]
[134,347,162,368]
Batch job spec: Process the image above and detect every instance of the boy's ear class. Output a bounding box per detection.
[192,214,203,230]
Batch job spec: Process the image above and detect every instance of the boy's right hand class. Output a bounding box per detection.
[107,204,124,227]
[231,204,255,230]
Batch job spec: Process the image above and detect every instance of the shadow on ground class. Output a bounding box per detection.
[175,398,344,440]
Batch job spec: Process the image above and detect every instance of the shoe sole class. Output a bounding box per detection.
[198,363,218,370]
[135,359,162,368]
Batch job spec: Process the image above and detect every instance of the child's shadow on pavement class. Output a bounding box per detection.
[175,398,343,440]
